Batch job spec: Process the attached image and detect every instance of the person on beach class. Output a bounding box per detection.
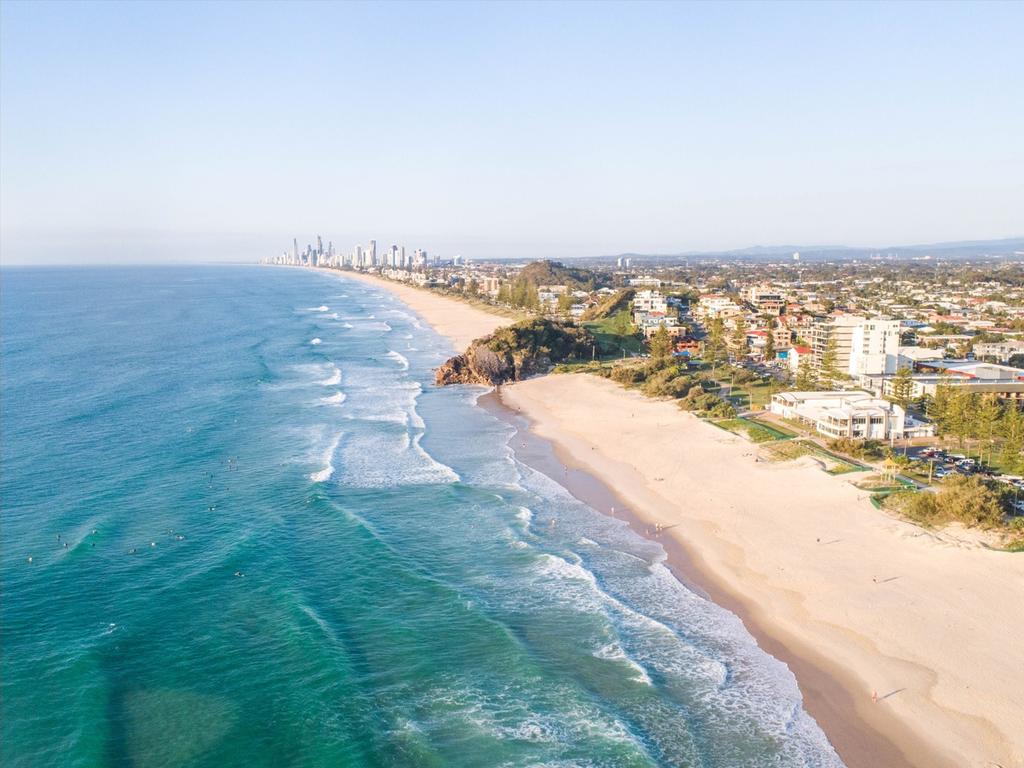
[871,690,878,703]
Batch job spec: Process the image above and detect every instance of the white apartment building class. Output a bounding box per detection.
[811,316,901,378]
[633,290,668,314]
[696,295,743,319]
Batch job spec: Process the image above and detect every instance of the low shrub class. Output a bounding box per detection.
[732,369,758,385]
[610,364,646,385]
[895,475,1007,529]
[827,438,885,460]
[708,400,737,419]
[642,368,694,398]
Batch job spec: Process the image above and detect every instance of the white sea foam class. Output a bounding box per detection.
[319,391,346,406]
[335,429,459,488]
[306,305,329,312]
[341,322,354,329]
[594,642,653,686]
[384,350,409,370]
[318,364,342,386]
[310,431,342,483]
[407,407,425,430]
[309,338,322,345]
[347,411,409,426]
[510,474,843,763]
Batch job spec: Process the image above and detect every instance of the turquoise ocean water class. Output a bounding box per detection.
[1,266,843,767]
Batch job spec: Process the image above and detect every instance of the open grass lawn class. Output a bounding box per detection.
[584,318,646,358]
[725,380,778,409]
[714,417,795,443]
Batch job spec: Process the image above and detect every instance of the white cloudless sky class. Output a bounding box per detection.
[1,0,1022,264]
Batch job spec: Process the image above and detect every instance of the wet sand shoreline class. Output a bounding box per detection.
[479,389,922,768]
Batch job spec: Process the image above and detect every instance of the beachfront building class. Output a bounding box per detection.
[639,315,684,339]
[770,391,932,440]
[810,316,901,379]
[632,290,681,336]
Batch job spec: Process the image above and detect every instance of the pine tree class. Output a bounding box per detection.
[731,315,749,357]
[650,325,673,359]
[763,319,776,362]
[948,389,977,449]
[889,366,914,411]
[819,336,841,390]
[974,394,1003,465]
[928,384,955,442]
[526,285,540,312]
[999,404,1024,473]
[705,317,727,372]
[795,354,818,390]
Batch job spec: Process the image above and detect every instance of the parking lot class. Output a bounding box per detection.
[906,446,1024,488]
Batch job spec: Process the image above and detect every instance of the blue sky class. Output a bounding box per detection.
[1,0,1021,263]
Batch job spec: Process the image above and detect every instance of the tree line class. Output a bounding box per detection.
[927,385,1024,472]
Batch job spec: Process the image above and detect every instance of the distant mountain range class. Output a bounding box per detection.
[589,237,1024,264]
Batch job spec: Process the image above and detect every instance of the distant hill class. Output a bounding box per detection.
[518,260,597,288]
[588,237,1024,264]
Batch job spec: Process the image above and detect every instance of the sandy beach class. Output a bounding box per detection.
[338,268,1023,768]
[501,375,1024,768]
[339,270,511,350]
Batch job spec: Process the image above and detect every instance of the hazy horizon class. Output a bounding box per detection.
[2,0,1022,264]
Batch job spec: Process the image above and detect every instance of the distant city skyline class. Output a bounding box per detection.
[2,0,1022,265]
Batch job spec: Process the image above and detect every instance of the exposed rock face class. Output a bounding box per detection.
[434,318,593,387]
[435,344,545,386]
